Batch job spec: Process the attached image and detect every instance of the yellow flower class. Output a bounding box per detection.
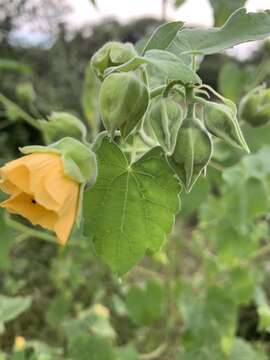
[0,153,79,245]
[14,336,26,351]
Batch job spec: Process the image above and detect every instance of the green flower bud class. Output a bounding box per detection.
[16,82,36,104]
[169,117,213,192]
[91,41,137,80]
[38,112,87,144]
[203,99,249,153]
[99,73,149,138]
[20,137,97,185]
[239,86,270,127]
[148,97,183,154]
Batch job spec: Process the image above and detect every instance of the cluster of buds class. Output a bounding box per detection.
[0,40,256,244]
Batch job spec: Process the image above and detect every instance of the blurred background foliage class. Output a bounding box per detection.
[0,0,270,359]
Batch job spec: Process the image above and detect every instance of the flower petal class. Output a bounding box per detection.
[0,164,30,194]
[0,192,57,230]
[54,188,79,245]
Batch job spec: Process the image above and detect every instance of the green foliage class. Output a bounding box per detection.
[1,6,270,359]
[0,295,31,333]
[141,21,183,54]
[125,280,165,326]
[84,138,181,274]
[169,8,270,55]
[145,49,201,87]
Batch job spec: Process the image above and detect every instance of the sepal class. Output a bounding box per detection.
[91,41,137,80]
[38,112,87,144]
[99,73,149,138]
[169,117,213,192]
[203,98,250,153]
[147,97,183,154]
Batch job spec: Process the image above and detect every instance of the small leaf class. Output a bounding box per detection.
[169,8,270,56]
[145,50,201,86]
[0,295,31,324]
[84,138,181,274]
[141,21,184,55]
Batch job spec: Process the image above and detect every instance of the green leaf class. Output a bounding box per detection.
[0,208,13,270]
[145,50,201,87]
[169,8,270,56]
[218,62,250,102]
[0,60,31,74]
[230,338,267,360]
[68,335,116,360]
[209,0,247,27]
[0,295,31,324]
[141,21,183,55]
[117,345,139,360]
[63,304,116,340]
[125,280,165,326]
[84,138,181,274]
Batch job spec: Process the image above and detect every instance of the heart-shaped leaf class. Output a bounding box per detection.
[84,138,181,274]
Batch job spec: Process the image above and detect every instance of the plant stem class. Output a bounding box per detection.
[209,161,225,172]
[5,213,56,243]
[150,86,166,99]
[139,343,167,360]
[0,93,41,130]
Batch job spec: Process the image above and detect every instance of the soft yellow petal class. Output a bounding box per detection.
[24,153,63,210]
[0,175,19,196]
[0,164,30,194]
[54,189,79,245]
[0,192,57,230]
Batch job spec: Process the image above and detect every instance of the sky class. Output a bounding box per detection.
[66,0,270,28]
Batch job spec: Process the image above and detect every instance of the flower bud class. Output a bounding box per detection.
[16,82,36,104]
[99,73,149,138]
[239,86,270,127]
[203,100,249,153]
[169,117,213,192]
[38,112,87,144]
[147,97,183,154]
[91,41,137,80]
